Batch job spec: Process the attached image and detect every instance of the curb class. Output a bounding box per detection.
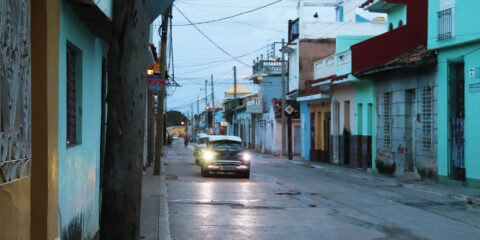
[288,159,480,206]
[159,160,171,240]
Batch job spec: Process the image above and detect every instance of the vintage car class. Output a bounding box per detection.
[198,135,251,178]
[193,134,210,164]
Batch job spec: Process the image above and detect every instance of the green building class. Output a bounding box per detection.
[428,0,480,187]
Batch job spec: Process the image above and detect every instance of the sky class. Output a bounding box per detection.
[152,0,336,115]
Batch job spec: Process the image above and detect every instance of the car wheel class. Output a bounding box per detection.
[201,167,210,177]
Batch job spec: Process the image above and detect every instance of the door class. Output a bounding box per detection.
[323,111,331,163]
[404,89,416,175]
[343,101,351,165]
[294,126,301,155]
[448,59,465,181]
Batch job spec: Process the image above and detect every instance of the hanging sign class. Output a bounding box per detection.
[148,75,166,90]
[285,105,295,115]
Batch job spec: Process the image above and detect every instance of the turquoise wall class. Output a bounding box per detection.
[428,0,480,50]
[300,101,310,161]
[387,5,407,30]
[58,0,108,238]
[336,35,374,76]
[354,79,376,170]
[436,42,480,187]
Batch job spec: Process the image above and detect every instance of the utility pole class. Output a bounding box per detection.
[190,103,194,137]
[281,38,286,156]
[154,8,169,176]
[197,97,200,135]
[204,79,208,133]
[234,66,237,99]
[233,66,237,136]
[164,98,167,145]
[211,74,215,134]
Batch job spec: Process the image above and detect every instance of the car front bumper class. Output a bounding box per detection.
[203,160,250,173]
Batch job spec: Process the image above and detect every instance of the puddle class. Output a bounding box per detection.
[273,191,317,196]
[166,175,178,180]
[232,205,285,210]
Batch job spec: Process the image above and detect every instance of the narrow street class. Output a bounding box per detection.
[162,141,480,240]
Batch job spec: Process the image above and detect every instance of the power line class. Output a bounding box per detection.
[173,0,283,27]
[174,2,286,33]
[174,5,251,68]
[174,45,267,68]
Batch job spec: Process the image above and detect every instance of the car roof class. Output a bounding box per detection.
[208,135,242,143]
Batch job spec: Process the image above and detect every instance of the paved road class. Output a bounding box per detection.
[164,141,480,240]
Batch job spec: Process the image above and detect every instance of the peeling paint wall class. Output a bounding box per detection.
[0,0,32,238]
[57,0,108,238]
[375,65,438,179]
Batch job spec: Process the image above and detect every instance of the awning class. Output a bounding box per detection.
[297,93,331,102]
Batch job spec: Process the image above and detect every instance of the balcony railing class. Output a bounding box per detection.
[438,8,454,41]
[253,60,287,75]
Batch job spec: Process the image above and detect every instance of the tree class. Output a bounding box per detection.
[100,0,150,238]
[166,110,188,127]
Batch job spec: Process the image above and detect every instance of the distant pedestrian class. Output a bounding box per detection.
[184,135,190,147]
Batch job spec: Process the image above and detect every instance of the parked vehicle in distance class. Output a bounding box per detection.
[193,134,210,164]
[198,135,251,178]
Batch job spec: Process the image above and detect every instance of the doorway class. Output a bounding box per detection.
[448,59,466,181]
[294,125,301,155]
[323,111,331,163]
[404,89,416,175]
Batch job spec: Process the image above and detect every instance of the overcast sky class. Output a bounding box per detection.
[152,0,335,114]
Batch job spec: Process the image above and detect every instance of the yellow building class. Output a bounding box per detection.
[167,126,186,137]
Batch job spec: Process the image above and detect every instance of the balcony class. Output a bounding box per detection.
[246,98,264,113]
[314,54,336,80]
[253,60,287,75]
[437,8,454,41]
[336,50,352,71]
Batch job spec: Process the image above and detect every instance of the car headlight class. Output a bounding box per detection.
[242,153,251,162]
[203,150,215,162]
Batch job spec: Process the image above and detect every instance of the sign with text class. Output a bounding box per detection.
[148,75,166,91]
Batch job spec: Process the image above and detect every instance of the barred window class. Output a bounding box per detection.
[66,43,82,146]
[421,87,433,149]
[383,92,392,147]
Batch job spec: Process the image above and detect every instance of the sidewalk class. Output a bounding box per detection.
[139,162,170,240]
[286,157,480,205]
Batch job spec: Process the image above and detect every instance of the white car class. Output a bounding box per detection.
[198,135,251,178]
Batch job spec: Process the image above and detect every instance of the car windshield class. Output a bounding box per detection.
[208,140,242,150]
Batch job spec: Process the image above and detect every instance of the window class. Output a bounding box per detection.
[383,92,392,147]
[438,8,454,41]
[66,42,82,146]
[421,87,433,149]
